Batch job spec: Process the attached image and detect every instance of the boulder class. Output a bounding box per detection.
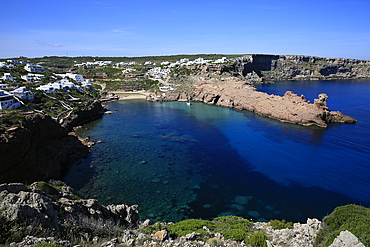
[329,230,365,247]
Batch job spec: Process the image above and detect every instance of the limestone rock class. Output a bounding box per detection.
[152,229,168,242]
[255,218,321,247]
[0,181,139,234]
[329,230,365,247]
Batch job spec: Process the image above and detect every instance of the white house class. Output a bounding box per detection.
[21,73,45,82]
[7,60,26,65]
[0,62,14,69]
[24,64,45,72]
[180,58,189,63]
[116,62,129,66]
[56,73,85,83]
[159,86,177,91]
[11,87,35,101]
[213,57,229,63]
[0,90,21,109]
[0,84,13,89]
[146,67,171,79]
[36,79,83,93]
[1,73,15,81]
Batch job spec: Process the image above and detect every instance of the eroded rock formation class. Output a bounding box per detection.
[0,182,139,231]
[149,79,356,128]
[231,55,370,82]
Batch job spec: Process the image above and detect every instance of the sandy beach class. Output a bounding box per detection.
[107,92,149,100]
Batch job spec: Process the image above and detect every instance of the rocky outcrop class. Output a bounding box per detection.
[254,218,321,247]
[329,230,366,247]
[60,100,103,131]
[0,100,104,184]
[0,113,89,184]
[231,55,370,82]
[0,181,139,232]
[151,79,356,128]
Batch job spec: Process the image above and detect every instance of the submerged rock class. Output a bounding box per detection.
[234,195,252,205]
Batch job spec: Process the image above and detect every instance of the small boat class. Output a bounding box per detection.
[186,99,191,105]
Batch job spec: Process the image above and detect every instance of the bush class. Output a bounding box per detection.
[34,243,62,247]
[212,216,253,241]
[140,222,165,235]
[166,219,213,238]
[245,231,268,247]
[315,204,370,247]
[269,219,293,230]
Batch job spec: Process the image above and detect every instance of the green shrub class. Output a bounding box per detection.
[315,204,370,247]
[269,219,293,230]
[212,216,253,241]
[245,231,268,247]
[34,243,62,247]
[140,222,165,235]
[166,219,213,238]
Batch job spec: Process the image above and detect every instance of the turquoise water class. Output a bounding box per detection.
[64,80,370,223]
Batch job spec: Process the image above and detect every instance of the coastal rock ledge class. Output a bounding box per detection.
[1,183,366,247]
[149,79,357,128]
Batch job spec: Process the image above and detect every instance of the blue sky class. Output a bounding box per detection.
[1,0,370,59]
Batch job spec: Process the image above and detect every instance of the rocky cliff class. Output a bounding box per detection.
[231,55,370,82]
[0,181,139,245]
[149,78,357,128]
[0,101,103,184]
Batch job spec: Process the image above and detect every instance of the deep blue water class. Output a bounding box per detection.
[64,80,370,223]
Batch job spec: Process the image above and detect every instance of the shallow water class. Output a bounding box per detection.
[64,80,370,223]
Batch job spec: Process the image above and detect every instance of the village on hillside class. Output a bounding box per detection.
[0,56,231,111]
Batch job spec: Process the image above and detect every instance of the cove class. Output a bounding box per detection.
[64,80,370,223]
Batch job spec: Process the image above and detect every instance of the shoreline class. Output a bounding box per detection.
[106,91,149,100]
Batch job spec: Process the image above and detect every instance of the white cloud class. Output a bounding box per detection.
[36,39,64,47]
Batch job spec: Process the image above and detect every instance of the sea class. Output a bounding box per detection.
[64,79,370,223]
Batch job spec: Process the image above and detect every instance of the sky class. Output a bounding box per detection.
[1,0,370,59]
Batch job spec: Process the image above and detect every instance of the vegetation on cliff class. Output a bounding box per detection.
[315,204,370,246]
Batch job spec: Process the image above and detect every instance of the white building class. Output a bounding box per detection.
[0,84,13,89]
[159,86,177,91]
[7,60,26,64]
[116,62,129,66]
[1,73,15,81]
[146,67,171,79]
[36,79,83,93]
[0,90,21,109]
[122,68,136,73]
[180,58,189,63]
[11,87,35,101]
[21,73,45,82]
[0,62,14,69]
[213,57,229,63]
[24,64,45,72]
[56,73,85,83]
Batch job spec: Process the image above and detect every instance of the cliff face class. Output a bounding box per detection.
[232,55,370,82]
[0,101,103,184]
[0,114,88,183]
